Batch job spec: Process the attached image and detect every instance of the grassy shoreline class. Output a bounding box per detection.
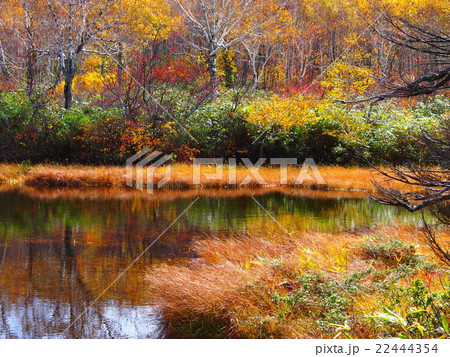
[147,226,450,339]
[0,163,414,193]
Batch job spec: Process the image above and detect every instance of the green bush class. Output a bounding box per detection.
[185,98,253,158]
[0,91,447,165]
[245,95,447,164]
[372,279,450,338]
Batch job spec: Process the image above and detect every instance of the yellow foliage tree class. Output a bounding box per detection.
[320,61,375,100]
[247,94,318,130]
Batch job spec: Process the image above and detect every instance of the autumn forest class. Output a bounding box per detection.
[0,0,447,164]
[0,0,449,342]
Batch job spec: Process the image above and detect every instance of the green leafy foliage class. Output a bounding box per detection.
[372,279,450,338]
[0,92,448,165]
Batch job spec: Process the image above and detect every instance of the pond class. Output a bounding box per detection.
[0,187,423,338]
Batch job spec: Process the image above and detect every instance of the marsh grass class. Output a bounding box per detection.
[0,163,419,192]
[146,226,450,338]
[0,164,30,185]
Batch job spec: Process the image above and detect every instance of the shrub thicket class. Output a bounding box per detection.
[0,92,447,165]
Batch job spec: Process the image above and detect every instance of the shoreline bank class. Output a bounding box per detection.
[0,164,409,193]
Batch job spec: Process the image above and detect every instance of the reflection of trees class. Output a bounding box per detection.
[0,188,427,338]
[0,223,164,338]
[0,188,426,241]
[60,224,113,338]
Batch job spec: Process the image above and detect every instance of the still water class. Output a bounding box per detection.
[0,187,423,338]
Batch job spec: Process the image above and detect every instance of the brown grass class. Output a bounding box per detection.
[23,165,127,187]
[0,164,29,185]
[0,163,419,192]
[15,185,370,202]
[147,226,450,338]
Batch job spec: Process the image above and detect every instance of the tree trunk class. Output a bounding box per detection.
[241,60,249,87]
[251,58,259,90]
[0,41,10,80]
[24,5,36,96]
[117,42,124,86]
[208,51,218,93]
[64,72,74,110]
[26,51,36,96]
[63,55,77,110]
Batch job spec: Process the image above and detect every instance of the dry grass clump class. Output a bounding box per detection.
[147,226,450,338]
[24,166,127,187]
[194,235,290,264]
[0,163,421,192]
[148,263,249,338]
[0,164,28,185]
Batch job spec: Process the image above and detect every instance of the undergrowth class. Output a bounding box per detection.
[147,228,450,338]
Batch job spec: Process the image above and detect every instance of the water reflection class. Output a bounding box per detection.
[0,187,423,338]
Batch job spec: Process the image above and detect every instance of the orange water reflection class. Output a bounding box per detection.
[0,186,423,338]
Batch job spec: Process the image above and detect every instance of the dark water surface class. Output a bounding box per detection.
[0,187,423,338]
